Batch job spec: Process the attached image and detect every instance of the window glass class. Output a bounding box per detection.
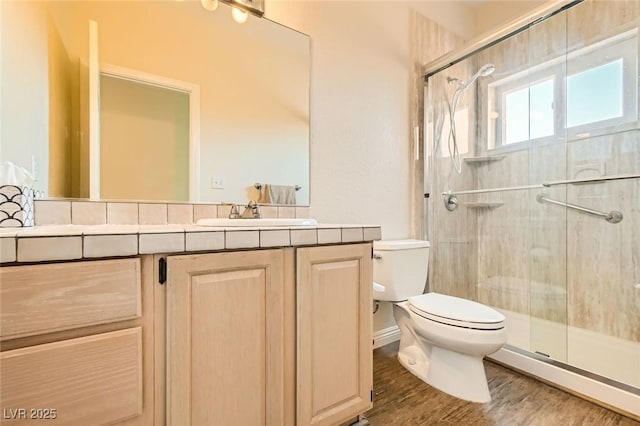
[505,87,530,144]
[505,79,554,144]
[567,59,624,128]
[529,79,555,139]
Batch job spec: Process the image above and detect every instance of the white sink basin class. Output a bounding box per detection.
[196,218,318,227]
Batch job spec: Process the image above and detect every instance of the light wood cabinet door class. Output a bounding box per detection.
[1,328,142,425]
[0,256,154,426]
[297,244,373,426]
[166,250,286,426]
[0,258,141,340]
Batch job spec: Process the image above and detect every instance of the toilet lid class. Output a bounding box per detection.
[408,293,505,330]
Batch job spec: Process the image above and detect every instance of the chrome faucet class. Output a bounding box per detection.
[224,201,262,219]
[240,201,262,218]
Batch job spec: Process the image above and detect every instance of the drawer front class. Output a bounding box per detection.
[0,328,143,425]
[1,258,141,340]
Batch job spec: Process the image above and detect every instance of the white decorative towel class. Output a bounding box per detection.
[267,184,296,205]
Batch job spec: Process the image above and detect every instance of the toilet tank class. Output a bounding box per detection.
[373,239,430,302]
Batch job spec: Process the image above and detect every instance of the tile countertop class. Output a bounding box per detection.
[0,224,382,263]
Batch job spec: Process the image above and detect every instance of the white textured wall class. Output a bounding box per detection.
[266,1,475,239]
[0,1,49,193]
[265,1,475,335]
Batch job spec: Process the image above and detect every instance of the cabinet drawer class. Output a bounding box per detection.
[0,327,143,425]
[0,258,141,340]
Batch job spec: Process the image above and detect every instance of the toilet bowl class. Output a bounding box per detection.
[373,240,507,403]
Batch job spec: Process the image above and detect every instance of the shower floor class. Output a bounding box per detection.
[498,309,640,388]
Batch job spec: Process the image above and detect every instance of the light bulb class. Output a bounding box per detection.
[201,0,218,12]
[232,7,248,23]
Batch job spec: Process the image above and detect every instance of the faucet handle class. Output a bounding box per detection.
[246,200,262,218]
[228,204,240,219]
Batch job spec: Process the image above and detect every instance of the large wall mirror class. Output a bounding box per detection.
[1,0,310,205]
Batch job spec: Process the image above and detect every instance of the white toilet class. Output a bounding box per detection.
[373,239,507,403]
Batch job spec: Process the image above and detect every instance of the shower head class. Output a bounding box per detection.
[454,63,496,92]
[478,63,496,77]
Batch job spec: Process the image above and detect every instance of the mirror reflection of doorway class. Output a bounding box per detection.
[100,74,190,201]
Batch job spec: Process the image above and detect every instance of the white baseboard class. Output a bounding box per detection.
[489,348,640,419]
[373,325,401,349]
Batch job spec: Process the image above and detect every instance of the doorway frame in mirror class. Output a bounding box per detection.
[97,64,201,202]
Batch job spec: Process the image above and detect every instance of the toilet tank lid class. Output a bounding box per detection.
[373,239,430,250]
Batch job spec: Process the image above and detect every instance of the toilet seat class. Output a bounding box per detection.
[408,293,505,330]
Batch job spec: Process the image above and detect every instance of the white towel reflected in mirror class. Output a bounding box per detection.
[258,184,296,204]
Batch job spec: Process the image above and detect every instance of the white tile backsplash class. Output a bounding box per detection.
[295,207,310,218]
[193,204,217,223]
[168,204,193,224]
[34,201,71,225]
[260,206,278,218]
[35,201,310,226]
[217,204,233,219]
[139,204,168,225]
[107,203,139,225]
[72,202,107,225]
[278,206,296,218]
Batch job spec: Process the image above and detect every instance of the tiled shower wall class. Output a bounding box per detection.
[427,58,478,302]
[428,0,640,345]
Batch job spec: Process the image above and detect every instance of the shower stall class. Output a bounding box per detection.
[424,0,639,417]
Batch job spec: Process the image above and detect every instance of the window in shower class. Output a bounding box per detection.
[503,78,555,144]
[488,28,638,149]
[566,59,624,128]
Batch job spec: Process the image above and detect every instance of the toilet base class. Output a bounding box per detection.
[392,301,502,403]
[397,344,491,403]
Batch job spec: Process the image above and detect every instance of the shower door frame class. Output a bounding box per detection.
[422,0,640,419]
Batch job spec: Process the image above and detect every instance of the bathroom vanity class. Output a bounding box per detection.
[0,223,380,426]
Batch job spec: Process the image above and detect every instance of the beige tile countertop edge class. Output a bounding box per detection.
[1,224,382,263]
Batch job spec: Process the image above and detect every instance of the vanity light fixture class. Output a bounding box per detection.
[200,0,264,23]
[232,7,249,23]
[200,0,219,12]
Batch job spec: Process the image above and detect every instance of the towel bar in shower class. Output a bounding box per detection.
[536,194,623,223]
[442,173,640,198]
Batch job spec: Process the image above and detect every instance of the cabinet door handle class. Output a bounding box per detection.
[159,257,167,284]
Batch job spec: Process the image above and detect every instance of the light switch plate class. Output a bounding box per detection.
[211,177,224,189]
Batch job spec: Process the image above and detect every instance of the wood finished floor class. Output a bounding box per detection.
[365,342,639,426]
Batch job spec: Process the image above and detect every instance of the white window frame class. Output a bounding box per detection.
[487,28,638,151]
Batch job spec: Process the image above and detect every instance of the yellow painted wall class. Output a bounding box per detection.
[47,11,72,197]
